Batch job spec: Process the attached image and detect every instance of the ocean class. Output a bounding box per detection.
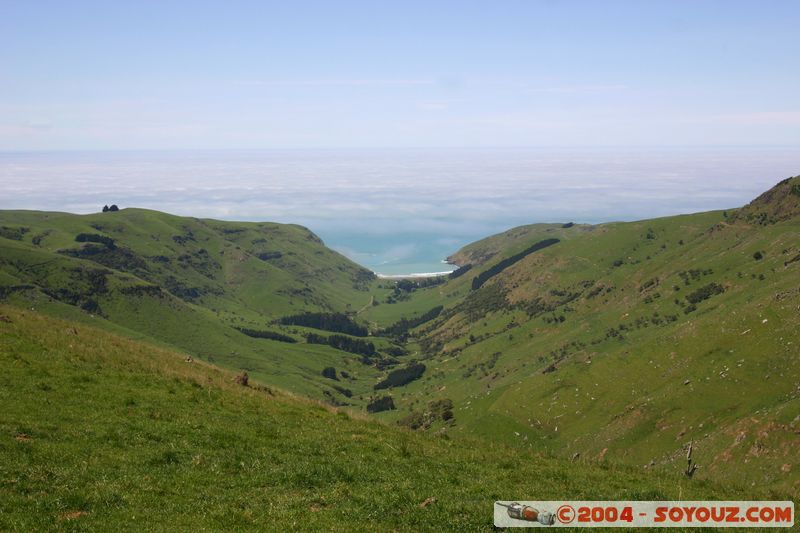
[2,147,798,275]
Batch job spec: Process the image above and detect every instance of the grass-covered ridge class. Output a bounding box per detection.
[0,305,766,531]
[0,208,394,403]
[359,176,800,494]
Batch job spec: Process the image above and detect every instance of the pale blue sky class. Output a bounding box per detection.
[2,1,799,150]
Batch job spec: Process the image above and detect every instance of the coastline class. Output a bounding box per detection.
[371,257,461,280]
[375,270,454,280]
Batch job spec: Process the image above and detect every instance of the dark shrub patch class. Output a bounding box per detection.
[384,346,407,357]
[163,277,201,300]
[306,333,375,356]
[448,264,472,279]
[120,285,163,297]
[398,398,454,430]
[279,312,368,337]
[472,238,560,290]
[75,233,116,249]
[429,399,454,421]
[382,305,443,337]
[461,284,509,321]
[366,396,395,413]
[236,327,297,343]
[61,246,147,272]
[639,278,658,292]
[374,363,426,390]
[685,282,725,305]
[80,299,102,314]
[0,285,36,299]
[398,411,426,429]
[0,226,29,241]
[332,385,352,398]
[257,251,283,261]
[172,234,195,245]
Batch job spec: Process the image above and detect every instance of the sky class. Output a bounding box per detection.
[1,0,799,150]
[2,2,799,274]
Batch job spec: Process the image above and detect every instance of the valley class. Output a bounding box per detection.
[1,176,799,503]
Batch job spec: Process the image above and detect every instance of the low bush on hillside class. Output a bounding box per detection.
[462,352,501,378]
[685,282,726,305]
[639,278,658,292]
[398,398,454,430]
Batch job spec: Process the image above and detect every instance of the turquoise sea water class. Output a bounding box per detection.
[2,147,799,276]
[318,231,466,276]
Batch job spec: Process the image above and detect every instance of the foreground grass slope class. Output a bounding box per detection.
[0,305,766,531]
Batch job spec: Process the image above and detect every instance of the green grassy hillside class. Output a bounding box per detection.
[0,208,395,402]
[0,305,775,531]
[361,176,800,494]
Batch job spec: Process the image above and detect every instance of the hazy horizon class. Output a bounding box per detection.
[2,146,798,274]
